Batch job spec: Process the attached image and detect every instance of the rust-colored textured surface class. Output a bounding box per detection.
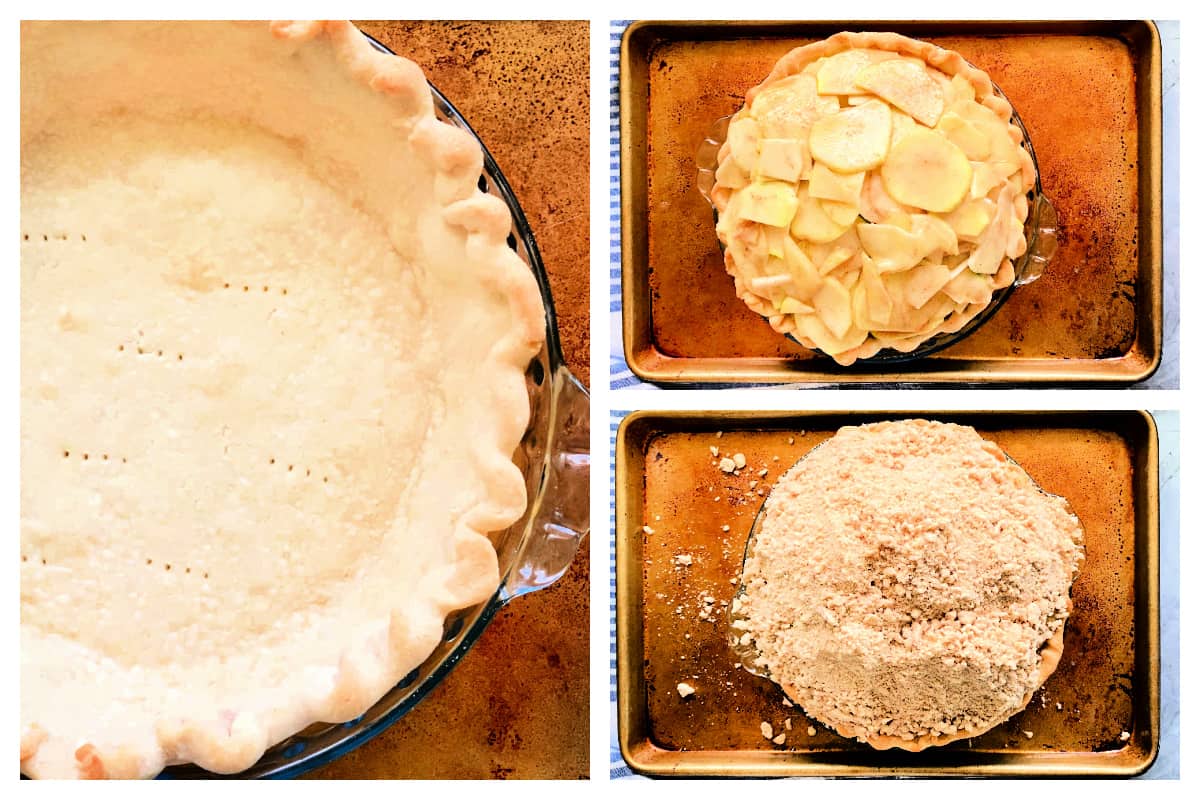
[633,416,1144,764]
[638,28,1141,365]
[308,21,590,780]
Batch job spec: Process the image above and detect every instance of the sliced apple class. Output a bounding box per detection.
[851,282,873,332]
[724,219,769,273]
[878,277,956,333]
[797,312,869,357]
[901,260,953,309]
[805,228,857,274]
[970,161,1007,199]
[947,73,976,106]
[820,199,860,227]
[790,189,851,243]
[757,137,811,182]
[808,99,892,174]
[882,211,912,231]
[714,152,750,189]
[726,117,761,174]
[751,74,827,140]
[889,109,919,153]
[858,253,893,327]
[813,277,854,338]
[859,172,909,224]
[966,184,1014,274]
[936,111,990,160]
[816,48,898,95]
[779,296,815,315]
[856,222,922,272]
[740,181,800,228]
[781,236,824,297]
[855,59,946,127]
[939,197,995,239]
[953,101,1023,172]
[911,214,959,257]
[763,226,788,259]
[942,266,993,305]
[808,163,866,206]
[882,129,972,212]
[821,245,858,276]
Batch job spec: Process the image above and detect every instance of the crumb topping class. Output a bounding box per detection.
[739,419,1083,745]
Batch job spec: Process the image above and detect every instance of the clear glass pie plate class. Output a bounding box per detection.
[696,81,1059,366]
[155,33,591,780]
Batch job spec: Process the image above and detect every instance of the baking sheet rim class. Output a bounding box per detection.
[614,409,1160,777]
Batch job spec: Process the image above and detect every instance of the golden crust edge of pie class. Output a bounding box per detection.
[779,610,1070,752]
[20,20,547,779]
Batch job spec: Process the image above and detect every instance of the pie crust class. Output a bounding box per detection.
[20,21,544,779]
[735,420,1084,750]
[711,32,1037,365]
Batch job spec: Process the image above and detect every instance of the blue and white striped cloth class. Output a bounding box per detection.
[608,22,651,391]
[607,410,646,778]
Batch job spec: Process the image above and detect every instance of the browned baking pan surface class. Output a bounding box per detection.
[620,21,1162,384]
[616,411,1159,775]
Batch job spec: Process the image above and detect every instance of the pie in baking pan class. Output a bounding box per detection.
[20,21,544,779]
[711,32,1036,365]
[734,420,1084,750]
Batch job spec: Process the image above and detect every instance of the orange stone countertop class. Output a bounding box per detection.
[306,21,590,780]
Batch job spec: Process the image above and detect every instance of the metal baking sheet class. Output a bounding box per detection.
[619,21,1163,384]
[615,411,1159,776]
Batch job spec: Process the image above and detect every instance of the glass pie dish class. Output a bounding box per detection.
[696,80,1059,365]
[151,33,591,780]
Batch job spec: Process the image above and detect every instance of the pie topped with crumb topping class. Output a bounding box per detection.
[734,420,1083,750]
[711,32,1036,365]
[20,21,544,779]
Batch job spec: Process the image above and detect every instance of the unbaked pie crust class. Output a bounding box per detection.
[20,21,544,779]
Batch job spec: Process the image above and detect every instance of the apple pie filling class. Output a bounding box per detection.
[712,33,1035,365]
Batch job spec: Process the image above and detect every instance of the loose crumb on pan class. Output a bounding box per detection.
[1120,730,1131,742]
[738,420,1084,746]
[673,554,692,566]
[807,726,817,737]
[760,721,773,740]
[772,733,787,745]
[677,682,696,698]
